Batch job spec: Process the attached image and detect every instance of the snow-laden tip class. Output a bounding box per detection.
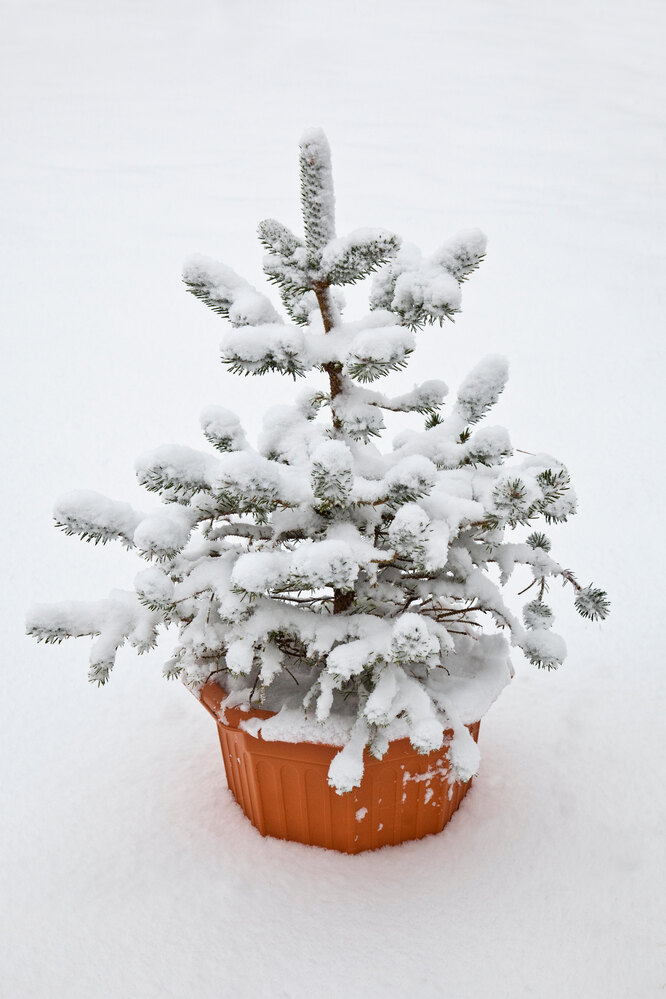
[299,125,330,151]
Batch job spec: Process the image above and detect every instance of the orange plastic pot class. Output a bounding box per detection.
[198,680,480,853]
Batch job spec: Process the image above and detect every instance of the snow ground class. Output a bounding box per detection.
[2,0,665,996]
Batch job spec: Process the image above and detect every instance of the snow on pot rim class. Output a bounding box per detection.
[194,630,512,794]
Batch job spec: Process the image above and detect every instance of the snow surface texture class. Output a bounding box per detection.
[3,1,665,997]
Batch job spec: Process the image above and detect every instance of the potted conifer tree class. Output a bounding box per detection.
[28,129,608,853]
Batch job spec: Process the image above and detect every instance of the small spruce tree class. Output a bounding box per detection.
[27,130,609,793]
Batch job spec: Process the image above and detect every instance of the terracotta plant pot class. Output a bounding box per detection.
[198,680,480,853]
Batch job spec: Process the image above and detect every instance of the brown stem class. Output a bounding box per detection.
[312,281,335,333]
[249,670,260,702]
[394,595,418,616]
[324,362,345,404]
[313,279,352,613]
[313,279,344,405]
[559,568,581,591]
[333,590,355,614]
[272,594,333,604]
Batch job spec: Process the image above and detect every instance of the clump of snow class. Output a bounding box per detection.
[53,490,143,547]
[221,323,306,376]
[392,268,461,321]
[327,718,369,794]
[429,634,513,726]
[258,405,325,467]
[231,550,290,594]
[311,438,353,477]
[344,326,415,381]
[200,406,247,452]
[388,502,432,569]
[134,567,174,608]
[521,630,567,671]
[183,254,279,327]
[446,725,480,782]
[133,506,194,557]
[135,444,219,500]
[364,663,400,725]
[390,614,439,665]
[455,355,509,425]
[326,640,375,684]
[319,227,399,277]
[431,228,488,280]
[226,637,255,676]
[383,455,437,503]
[387,379,449,411]
[290,538,358,590]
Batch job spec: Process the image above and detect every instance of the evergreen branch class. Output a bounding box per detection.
[54,523,135,548]
[88,660,113,686]
[183,255,279,326]
[425,411,445,430]
[299,128,336,254]
[222,351,308,379]
[320,230,400,287]
[138,466,210,502]
[432,229,487,284]
[346,350,413,383]
[526,531,551,552]
[258,218,314,323]
[52,492,142,550]
[574,584,610,621]
[185,279,232,319]
[257,218,306,263]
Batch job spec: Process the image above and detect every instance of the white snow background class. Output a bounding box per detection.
[2,0,665,996]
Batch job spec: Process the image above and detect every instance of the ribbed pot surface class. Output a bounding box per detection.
[198,680,479,853]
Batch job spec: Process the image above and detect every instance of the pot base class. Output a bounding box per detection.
[199,681,479,853]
